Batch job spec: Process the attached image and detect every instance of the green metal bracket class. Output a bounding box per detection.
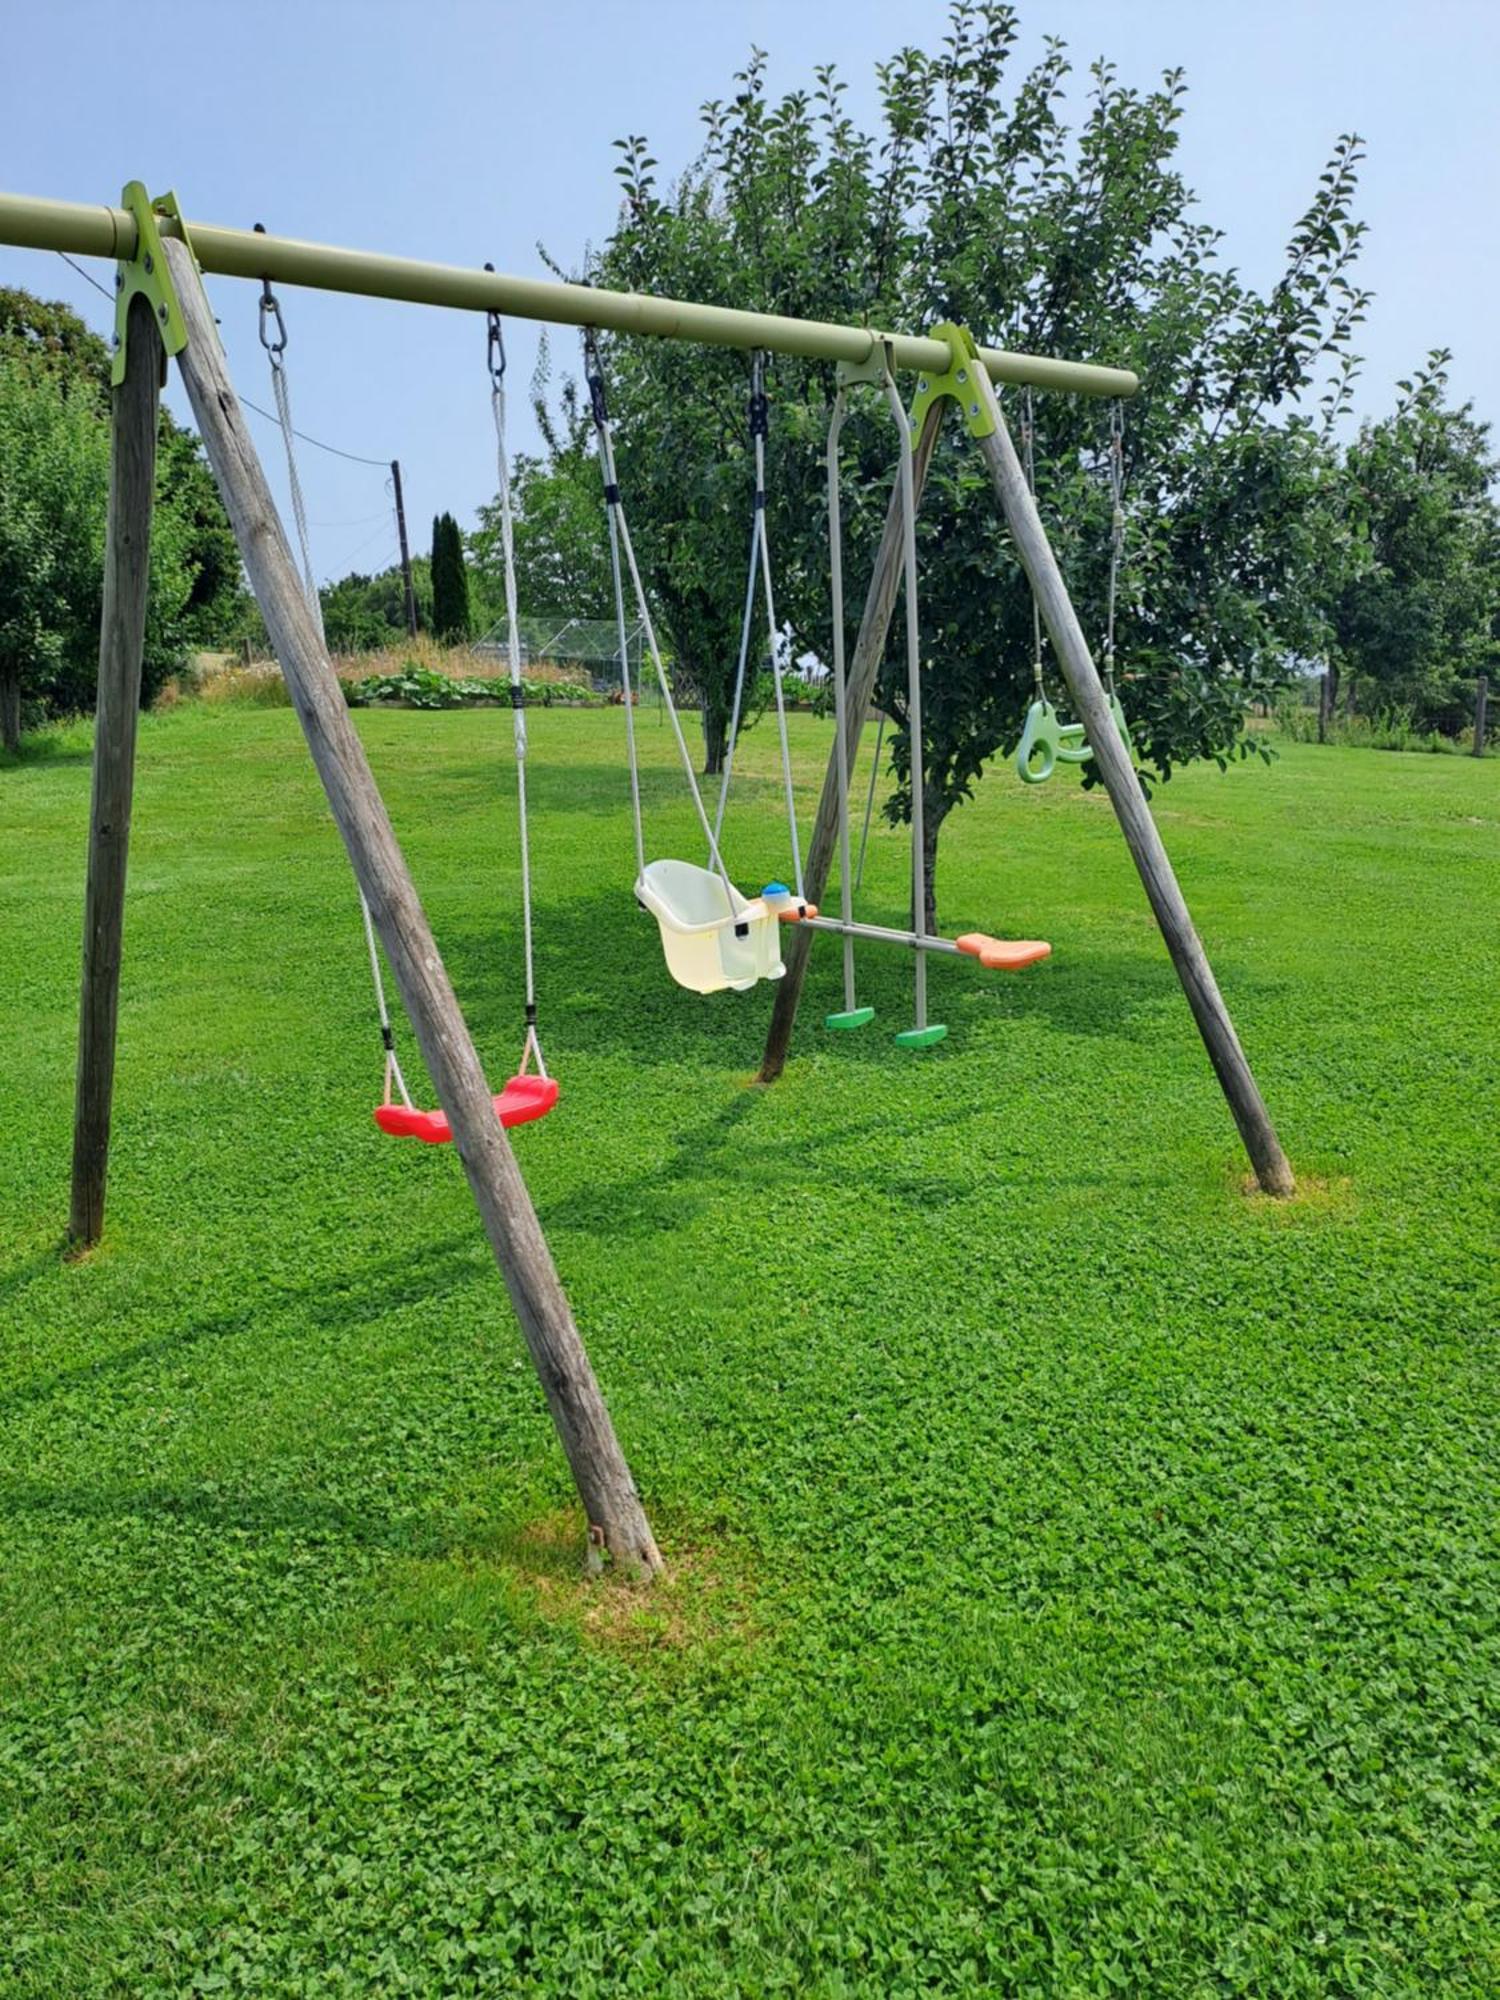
[835,340,894,391]
[909,323,996,441]
[112,183,194,387]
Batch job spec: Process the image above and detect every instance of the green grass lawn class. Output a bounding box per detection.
[2,703,1497,1996]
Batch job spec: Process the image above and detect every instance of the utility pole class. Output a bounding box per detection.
[391,458,418,637]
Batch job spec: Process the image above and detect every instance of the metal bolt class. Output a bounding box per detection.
[917,379,928,392]
[957,368,967,384]
[970,402,980,416]
[143,252,153,274]
[158,303,168,322]
[114,270,124,291]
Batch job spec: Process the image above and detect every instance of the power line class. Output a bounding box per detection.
[52,253,392,470]
[238,394,391,468]
[58,250,114,302]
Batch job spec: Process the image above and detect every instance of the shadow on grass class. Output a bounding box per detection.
[0,1248,63,1306]
[0,730,95,771]
[0,1473,448,1559]
[0,1234,483,1418]
[431,873,1278,1073]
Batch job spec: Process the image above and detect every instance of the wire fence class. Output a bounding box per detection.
[470,613,663,703]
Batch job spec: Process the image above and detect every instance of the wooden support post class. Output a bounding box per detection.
[1474,674,1488,757]
[972,387,1295,1196]
[758,399,946,1083]
[162,237,662,1575]
[1318,669,1332,744]
[69,294,163,1247]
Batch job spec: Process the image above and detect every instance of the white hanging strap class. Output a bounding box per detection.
[753,360,806,904]
[583,337,646,881]
[713,352,769,851]
[855,709,885,893]
[583,332,736,899]
[488,301,548,1082]
[713,502,762,850]
[259,280,326,649]
[716,353,806,902]
[361,893,414,1110]
[259,271,408,1091]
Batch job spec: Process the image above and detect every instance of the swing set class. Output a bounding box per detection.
[4,182,1295,1571]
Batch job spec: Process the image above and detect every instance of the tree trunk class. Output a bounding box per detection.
[0,664,20,754]
[701,700,726,778]
[917,788,946,936]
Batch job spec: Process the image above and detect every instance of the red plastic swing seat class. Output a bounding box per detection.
[374,1074,559,1145]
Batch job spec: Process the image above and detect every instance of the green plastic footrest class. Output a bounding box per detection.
[825,1005,876,1031]
[893,1024,948,1049]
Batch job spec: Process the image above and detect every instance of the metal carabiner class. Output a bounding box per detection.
[258,279,286,358]
[483,263,506,388]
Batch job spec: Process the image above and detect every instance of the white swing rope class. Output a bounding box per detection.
[582,331,736,898]
[487,308,548,1083]
[711,366,766,850]
[854,711,885,894]
[713,353,806,906]
[258,277,413,1112]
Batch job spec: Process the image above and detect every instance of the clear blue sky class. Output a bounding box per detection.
[3,0,1496,587]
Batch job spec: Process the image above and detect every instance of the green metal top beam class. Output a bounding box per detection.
[0,188,1139,400]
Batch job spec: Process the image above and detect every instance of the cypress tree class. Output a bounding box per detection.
[430,511,471,642]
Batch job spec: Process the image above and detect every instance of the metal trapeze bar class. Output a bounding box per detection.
[787,912,966,957]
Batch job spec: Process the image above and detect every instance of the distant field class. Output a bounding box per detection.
[2,705,1497,1994]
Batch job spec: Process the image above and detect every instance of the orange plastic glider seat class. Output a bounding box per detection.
[955,932,1052,971]
[374,1074,559,1144]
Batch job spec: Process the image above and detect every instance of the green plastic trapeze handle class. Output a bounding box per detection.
[825,1006,876,1032]
[893,1023,948,1050]
[1016,698,1075,784]
[1016,692,1135,784]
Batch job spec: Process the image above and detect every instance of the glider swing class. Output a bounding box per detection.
[256,271,557,1144]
